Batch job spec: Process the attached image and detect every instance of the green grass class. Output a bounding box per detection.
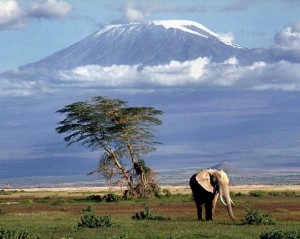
[0,190,299,239]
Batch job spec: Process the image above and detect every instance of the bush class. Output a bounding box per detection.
[0,210,6,216]
[82,206,93,213]
[21,199,34,205]
[86,195,102,202]
[260,229,300,239]
[103,194,120,202]
[51,199,67,205]
[0,190,10,195]
[235,192,245,197]
[0,228,39,239]
[132,208,171,221]
[243,208,276,225]
[249,190,266,197]
[78,214,113,228]
[161,189,172,197]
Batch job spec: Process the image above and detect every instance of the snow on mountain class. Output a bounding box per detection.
[15,20,250,72]
[153,20,240,47]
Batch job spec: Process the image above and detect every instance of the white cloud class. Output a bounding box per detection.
[272,22,300,61]
[0,0,72,30]
[57,57,300,91]
[28,0,73,19]
[0,78,38,97]
[124,3,145,22]
[59,64,140,87]
[2,55,300,97]
[58,58,210,87]
[0,0,25,30]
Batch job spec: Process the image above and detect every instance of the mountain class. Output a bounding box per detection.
[211,162,237,174]
[17,20,252,72]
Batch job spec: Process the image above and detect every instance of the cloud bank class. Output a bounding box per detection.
[0,0,72,30]
[2,56,300,97]
[57,57,300,91]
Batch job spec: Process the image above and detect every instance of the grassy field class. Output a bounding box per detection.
[0,186,299,239]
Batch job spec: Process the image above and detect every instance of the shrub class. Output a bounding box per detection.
[78,214,113,228]
[161,189,172,197]
[243,208,276,225]
[0,190,10,195]
[260,229,300,239]
[103,194,120,202]
[21,199,34,205]
[87,195,102,202]
[82,206,93,212]
[51,199,67,205]
[249,190,266,197]
[0,228,39,239]
[0,210,6,216]
[235,192,245,197]
[132,208,171,221]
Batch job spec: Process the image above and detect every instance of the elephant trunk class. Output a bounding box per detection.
[220,187,236,220]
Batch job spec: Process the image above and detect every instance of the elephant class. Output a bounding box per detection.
[189,169,235,221]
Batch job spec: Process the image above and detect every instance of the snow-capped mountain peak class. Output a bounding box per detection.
[153,20,218,38]
[93,20,240,48]
[11,20,254,71]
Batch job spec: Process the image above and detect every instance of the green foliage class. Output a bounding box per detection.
[56,96,163,197]
[0,228,39,239]
[103,193,120,202]
[249,190,266,197]
[51,199,67,205]
[21,199,34,205]
[161,189,172,198]
[82,206,93,212]
[260,229,300,239]
[235,192,245,197]
[86,195,102,202]
[78,214,113,228]
[132,208,171,221]
[268,191,298,197]
[0,210,6,216]
[0,190,10,195]
[243,208,276,225]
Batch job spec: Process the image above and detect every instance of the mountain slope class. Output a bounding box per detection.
[20,20,248,71]
[211,162,237,174]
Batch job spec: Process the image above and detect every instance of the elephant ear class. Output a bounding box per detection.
[195,170,214,193]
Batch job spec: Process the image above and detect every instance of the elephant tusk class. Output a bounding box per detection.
[220,195,227,206]
[231,199,235,207]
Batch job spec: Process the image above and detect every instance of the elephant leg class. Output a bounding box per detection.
[205,202,213,220]
[196,202,203,220]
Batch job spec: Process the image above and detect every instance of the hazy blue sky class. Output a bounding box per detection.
[1,0,300,72]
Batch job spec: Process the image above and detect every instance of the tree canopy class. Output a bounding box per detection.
[56,96,163,197]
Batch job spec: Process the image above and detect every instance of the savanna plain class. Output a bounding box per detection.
[0,185,299,239]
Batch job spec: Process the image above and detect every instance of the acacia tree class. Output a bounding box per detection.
[56,96,163,197]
